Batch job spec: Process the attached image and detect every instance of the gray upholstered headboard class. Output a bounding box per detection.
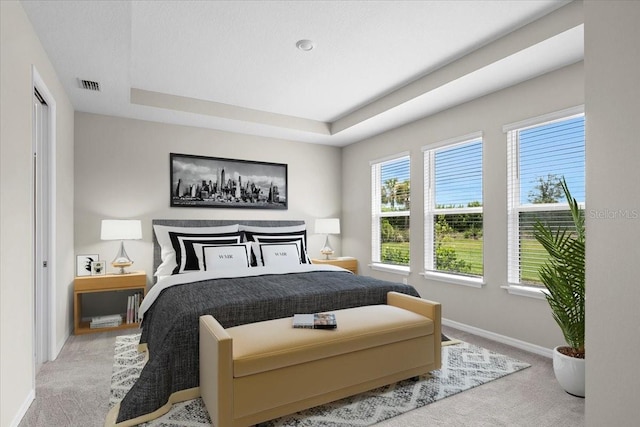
[151,219,306,276]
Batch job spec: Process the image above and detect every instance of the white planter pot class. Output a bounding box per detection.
[552,346,585,397]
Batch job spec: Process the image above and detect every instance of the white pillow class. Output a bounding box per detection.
[174,234,242,273]
[259,243,302,268]
[202,244,251,271]
[153,224,239,276]
[242,225,310,266]
[239,224,307,233]
[249,235,310,266]
[193,242,252,271]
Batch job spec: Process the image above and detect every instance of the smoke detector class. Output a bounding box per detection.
[296,40,315,52]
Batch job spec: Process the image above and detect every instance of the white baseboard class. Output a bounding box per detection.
[9,389,35,427]
[53,329,69,361]
[443,318,554,358]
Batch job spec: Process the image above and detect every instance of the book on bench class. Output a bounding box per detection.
[292,312,337,329]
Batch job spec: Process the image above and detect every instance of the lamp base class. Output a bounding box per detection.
[320,234,335,260]
[111,240,134,274]
[111,260,133,274]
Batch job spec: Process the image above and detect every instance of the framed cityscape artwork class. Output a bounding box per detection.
[170,153,288,209]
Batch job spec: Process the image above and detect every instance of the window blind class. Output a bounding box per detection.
[371,155,410,266]
[507,112,585,286]
[424,136,483,277]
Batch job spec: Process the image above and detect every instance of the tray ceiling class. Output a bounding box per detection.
[21,0,582,146]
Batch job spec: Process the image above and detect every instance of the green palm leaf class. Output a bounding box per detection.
[533,177,585,355]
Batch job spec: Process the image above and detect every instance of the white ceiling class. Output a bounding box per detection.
[20,0,582,146]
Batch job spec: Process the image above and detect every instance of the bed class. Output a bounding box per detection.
[107,219,421,426]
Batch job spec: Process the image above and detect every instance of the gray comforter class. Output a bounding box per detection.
[116,269,420,423]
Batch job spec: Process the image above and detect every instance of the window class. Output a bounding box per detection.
[423,133,483,280]
[506,107,585,287]
[371,154,410,270]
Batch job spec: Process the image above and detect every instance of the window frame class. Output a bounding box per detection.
[422,132,484,287]
[370,152,411,274]
[505,105,585,294]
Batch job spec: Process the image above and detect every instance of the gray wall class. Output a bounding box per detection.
[584,1,640,425]
[73,113,343,281]
[1,2,75,426]
[342,62,584,351]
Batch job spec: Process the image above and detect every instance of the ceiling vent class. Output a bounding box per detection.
[78,79,100,91]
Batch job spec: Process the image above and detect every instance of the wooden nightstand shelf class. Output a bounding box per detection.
[312,257,358,274]
[74,271,147,335]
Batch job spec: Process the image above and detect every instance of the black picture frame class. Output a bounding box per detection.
[170,153,288,210]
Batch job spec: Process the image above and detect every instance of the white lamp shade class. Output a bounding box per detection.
[101,220,142,240]
[315,218,340,235]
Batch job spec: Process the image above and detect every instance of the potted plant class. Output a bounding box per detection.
[533,177,585,397]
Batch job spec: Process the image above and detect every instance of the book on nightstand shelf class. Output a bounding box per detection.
[126,292,144,324]
[90,314,122,329]
[293,312,337,329]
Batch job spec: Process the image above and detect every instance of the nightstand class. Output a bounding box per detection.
[74,271,147,335]
[312,257,358,274]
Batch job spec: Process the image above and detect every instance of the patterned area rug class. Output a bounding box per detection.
[110,334,529,426]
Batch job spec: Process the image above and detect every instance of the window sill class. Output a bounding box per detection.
[501,284,549,300]
[369,263,410,276]
[420,271,485,288]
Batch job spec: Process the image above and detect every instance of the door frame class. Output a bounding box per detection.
[32,66,57,367]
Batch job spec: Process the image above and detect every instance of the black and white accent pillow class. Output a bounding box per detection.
[169,232,243,274]
[201,243,251,271]
[193,242,252,271]
[153,224,239,277]
[259,243,302,268]
[243,229,310,266]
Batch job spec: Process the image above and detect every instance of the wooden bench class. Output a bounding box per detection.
[199,291,441,427]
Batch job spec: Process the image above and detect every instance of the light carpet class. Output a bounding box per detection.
[110,334,529,427]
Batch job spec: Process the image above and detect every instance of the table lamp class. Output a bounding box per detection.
[101,219,142,274]
[315,218,340,259]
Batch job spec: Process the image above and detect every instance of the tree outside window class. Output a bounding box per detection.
[371,155,410,267]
